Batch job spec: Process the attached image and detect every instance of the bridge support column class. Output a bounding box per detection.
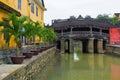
[60,38,65,53]
[69,38,74,53]
[98,39,104,53]
[88,38,94,53]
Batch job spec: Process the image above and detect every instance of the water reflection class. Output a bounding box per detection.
[111,64,120,80]
[35,50,120,80]
[73,52,79,61]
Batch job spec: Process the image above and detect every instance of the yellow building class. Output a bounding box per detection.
[0,0,46,48]
[114,13,120,19]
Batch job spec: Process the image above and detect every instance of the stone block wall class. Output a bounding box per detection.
[2,47,56,80]
[104,45,120,56]
[0,45,44,64]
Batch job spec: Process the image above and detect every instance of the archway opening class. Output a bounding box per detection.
[65,39,69,53]
[94,39,98,53]
[82,39,88,53]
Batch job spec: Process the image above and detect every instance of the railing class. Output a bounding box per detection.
[57,31,109,37]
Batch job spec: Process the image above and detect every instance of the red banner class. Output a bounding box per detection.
[110,28,120,45]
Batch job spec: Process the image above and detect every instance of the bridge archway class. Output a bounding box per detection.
[65,39,69,53]
[103,40,107,50]
[56,40,61,50]
[82,39,89,53]
[94,39,98,53]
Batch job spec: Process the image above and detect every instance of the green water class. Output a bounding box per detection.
[35,51,120,80]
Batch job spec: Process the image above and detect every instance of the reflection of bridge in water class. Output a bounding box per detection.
[48,16,120,53]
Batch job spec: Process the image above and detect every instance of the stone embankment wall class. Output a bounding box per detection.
[104,45,120,56]
[0,45,45,64]
[2,47,56,80]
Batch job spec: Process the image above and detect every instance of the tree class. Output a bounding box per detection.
[33,22,58,44]
[34,21,44,42]
[97,14,110,19]
[42,28,58,43]
[23,20,35,44]
[0,13,27,56]
[97,14,119,25]
[110,17,119,25]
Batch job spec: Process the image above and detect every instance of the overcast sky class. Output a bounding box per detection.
[44,0,120,25]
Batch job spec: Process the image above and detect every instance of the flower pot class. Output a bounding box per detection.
[11,56,25,64]
[36,49,43,53]
[31,51,39,55]
[23,52,33,58]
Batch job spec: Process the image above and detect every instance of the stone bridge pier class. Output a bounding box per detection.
[87,38,104,53]
[58,37,107,54]
[69,38,74,53]
[60,38,65,53]
[60,37,74,53]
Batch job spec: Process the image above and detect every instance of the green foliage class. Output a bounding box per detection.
[0,13,27,56]
[34,21,44,38]
[110,17,119,25]
[97,14,110,19]
[0,13,58,51]
[97,14,119,25]
[33,22,58,43]
[0,13,27,46]
[23,21,35,42]
[42,28,58,43]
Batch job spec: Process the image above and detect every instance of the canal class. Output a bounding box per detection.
[34,49,120,80]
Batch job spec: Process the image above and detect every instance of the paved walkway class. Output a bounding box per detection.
[0,64,24,80]
[0,48,54,80]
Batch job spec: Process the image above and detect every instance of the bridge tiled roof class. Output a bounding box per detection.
[52,18,120,30]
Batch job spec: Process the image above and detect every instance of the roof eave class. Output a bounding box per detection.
[0,1,21,16]
[34,0,47,11]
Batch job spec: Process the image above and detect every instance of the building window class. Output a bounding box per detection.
[36,6,38,16]
[31,2,34,13]
[18,0,21,10]
[41,12,43,20]
[4,21,8,41]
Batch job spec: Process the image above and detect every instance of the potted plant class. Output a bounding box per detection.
[31,22,45,52]
[41,27,58,48]
[23,20,39,56]
[0,13,27,64]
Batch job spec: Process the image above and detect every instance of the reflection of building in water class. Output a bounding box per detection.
[111,64,120,80]
[88,54,95,69]
[97,55,104,68]
[88,54,109,80]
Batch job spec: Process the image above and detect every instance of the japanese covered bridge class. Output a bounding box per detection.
[47,16,120,53]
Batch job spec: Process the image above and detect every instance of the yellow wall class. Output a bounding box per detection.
[0,0,45,49]
[0,0,44,24]
[114,14,120,19]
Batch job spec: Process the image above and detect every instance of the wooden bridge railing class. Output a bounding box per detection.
[57,31,109,38]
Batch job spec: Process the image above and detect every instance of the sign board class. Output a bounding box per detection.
[110,28,120,45]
